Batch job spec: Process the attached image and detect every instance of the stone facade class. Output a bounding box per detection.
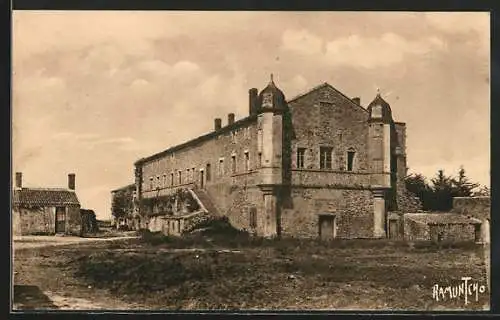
[133,77,416,239]
[452,196,490,243]
[12,173,82,236]
[403,213,481,242]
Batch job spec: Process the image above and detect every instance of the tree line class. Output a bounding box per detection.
[404,166,489,212]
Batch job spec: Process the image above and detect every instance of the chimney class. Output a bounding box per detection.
[227,113,235,125]
[249,88,258,115]
[214,118,222,131]
[15,172,22,189]
[352,97,361,105]
[68,173,76,190]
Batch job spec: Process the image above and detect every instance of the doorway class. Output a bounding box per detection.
[388,219,399,239]
[474,224,481,243]
[55,207,66,233]
[318,214,336,241]
[200,170,204,189]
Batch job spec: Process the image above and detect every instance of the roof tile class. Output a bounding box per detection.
[13,188,80,206]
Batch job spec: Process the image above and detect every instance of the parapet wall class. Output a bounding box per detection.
[452,196,490,221]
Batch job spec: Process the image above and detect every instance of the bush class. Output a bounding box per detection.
[118,225,130,231]
[137,229,176,246]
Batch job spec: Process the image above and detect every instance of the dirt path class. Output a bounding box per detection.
[12,238,145,311]
[13,235,139,251]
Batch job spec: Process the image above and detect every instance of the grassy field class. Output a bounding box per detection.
[13,224,490,311]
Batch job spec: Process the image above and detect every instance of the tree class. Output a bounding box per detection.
[111,191,132,219]
[473,185,490,197]
[404,173,433,211]
[430,169,455,211]
[405,167,483,212]
[451,166,480,197]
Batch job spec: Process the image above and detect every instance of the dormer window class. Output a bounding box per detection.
[371,105,382,118]
[262,93,273,107]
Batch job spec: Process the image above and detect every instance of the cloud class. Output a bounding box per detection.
[51,132,136,150]
[324,33,447,69]
[12,11,490,220]
[281,29,323,55]
[281,29,448,69]
[424,12,489,35]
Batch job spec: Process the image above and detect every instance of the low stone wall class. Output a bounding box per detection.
[403,218,428,241]
[147,210,207,236]
[452,197,490,244]
[403,216,477,242]
[452,197,490,220]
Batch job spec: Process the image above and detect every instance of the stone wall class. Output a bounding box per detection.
[288,85,370,172]
[13,206,55,235]
[12,205,81,236]
[281,187,374,238]
[403,219,476,242]
[66,205,82,236]
[452,197,490,221]
[12,209,21,236]
[403,218,428,241]
[135,83,413,239]
[139,119,259,199]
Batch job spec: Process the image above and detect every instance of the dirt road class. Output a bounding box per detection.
[13,235,138,250]
[12,237,143,311]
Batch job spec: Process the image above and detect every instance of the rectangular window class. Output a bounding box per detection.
[244,152,250,171]
[232,155,237,173]
[150,177,153,190]
[320,147,333,169]
[206,163,211,181]
[258,152,262,167]
[296,148,306,169]
[163,174,167,187]
[337,130,343,143]
[171,173,174,186]
[192,168,195,181]
[249,207,257,229]
[186,169,190,182]
[219,159,224,177]
[347,151,355,171]
[178,171,182,185]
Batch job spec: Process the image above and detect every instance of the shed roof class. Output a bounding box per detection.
[404,212,481,225]
[13,188,80,206]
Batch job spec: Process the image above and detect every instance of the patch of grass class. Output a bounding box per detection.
[68,235,488,310]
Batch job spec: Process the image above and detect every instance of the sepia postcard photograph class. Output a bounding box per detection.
[11,10,491,312]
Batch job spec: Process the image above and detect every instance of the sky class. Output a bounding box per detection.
[12,11,490,220]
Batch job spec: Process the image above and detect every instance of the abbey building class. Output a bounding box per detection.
[132,75,420,239]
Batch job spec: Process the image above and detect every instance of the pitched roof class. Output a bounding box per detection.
[134,114,258,165]
[13,188,80,206]
[287,82,369,114]
[404,213,481,225]
[135,81,367,166]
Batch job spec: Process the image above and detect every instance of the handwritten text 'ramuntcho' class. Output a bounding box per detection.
[432,277,487,305]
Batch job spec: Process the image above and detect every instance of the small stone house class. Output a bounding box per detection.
[12,172,81,236]
[452,196,490,244]
[403,212,482,243]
